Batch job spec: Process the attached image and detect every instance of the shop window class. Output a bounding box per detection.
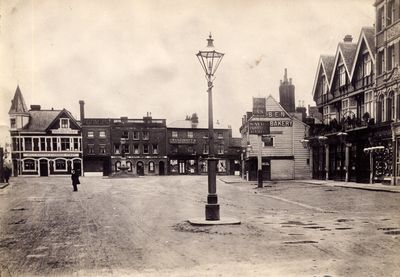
[217,160,227,173]
[187,131,193,138]
[188,146,195,154]
[169,160,178,173]
[61,138,70,151]
[143,144,149,154]
[200,160,208,173]
[60,118,69,129]
[87,131,94,138]
[172,131,178,138]
[99,131,106,138]
[149,161,155,173]
[55,159,66,170]
[152,144,158,154]
[25,138,32,151]
[99,145,106,154]
[24,159,35,171]
[88,144,94,154]
[142,131,149,140]
[133,131,139,140]
[133,144,140,154]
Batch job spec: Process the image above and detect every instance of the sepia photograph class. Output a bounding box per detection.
[0,0,399,276]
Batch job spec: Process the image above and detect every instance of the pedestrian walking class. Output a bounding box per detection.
[4,167,11,184]
[71,169,80,191]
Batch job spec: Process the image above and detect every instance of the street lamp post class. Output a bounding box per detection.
[196,34,224,221]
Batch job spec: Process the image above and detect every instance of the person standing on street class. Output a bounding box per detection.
[71,169,80,191]
[4,167,11,184]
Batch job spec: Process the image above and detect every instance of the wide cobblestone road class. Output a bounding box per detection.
[0,176,399,276]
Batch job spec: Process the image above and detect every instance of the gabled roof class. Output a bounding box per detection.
[46,109,81,131]
[24,110,61,132]
[328,42,357,91]
[349,27,375,78]
[264,95,307,126]
[9,86,28,114]
[311,55,335,100]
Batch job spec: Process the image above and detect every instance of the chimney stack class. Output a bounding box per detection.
[343,35,353,43]
[79,100,85,122]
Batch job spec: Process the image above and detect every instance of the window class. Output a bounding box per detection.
[217,145,224,154]
[122,131,129,139]
[262,136,274,147]
[99,145,106,154]
[387,0,395,26]
[387,45,395,71]
[188,146,194,154]
[55,159,66,170]
[40,138,45,151]
[377,51,385,75]
[321,76,327,95]
[46,138,51,151]
[339,65,346,87]
[12,138,18,151]
[387,92,394,121]
[323,106,329,124]
[143,144,149,154]
[152,144,158,154]
[365,91,373,117]
[133,131,139,140]
[172,145,178,154]
[61,138,70,151]
[203,144,209,154]
[88,144,95,154]
[73,138,79,151]
[187,131,193,138]
[376,95,384,123]
[363,54,372,77]
[10,118,16,129]
[60,118,69,129]
[377,6,384,32]
[114,143,120,154]
[99,131,106,138]
[25,138,32,151]
[342,99,349,115]
[33,138,39,151]
[122,144,130,154]
[133,144,140,154]
[217,132,223,139]
[87,131,94,138]
[24,159,35,171]
[172,131,178,138]
[142,131,149,140]
[52,138,58,151]
[149,161,155,173]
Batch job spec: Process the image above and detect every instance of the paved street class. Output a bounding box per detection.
[0,176,400,277]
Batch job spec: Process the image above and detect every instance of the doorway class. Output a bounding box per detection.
[73,160,82,176]
[261,159,271,181]
[159,161,165,175]
[137,161,144,175]
[39,160,48,176]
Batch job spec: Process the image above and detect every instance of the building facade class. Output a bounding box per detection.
[240,95,311,181]
[9,87,83,176]
[375,0,400,184]
[167,114,240,175]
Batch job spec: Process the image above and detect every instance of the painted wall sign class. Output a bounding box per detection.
[252,98,266,116]
[269,120,293,127]
[249,121,270,135]
[24,153,80,157]
[169,138,197,144]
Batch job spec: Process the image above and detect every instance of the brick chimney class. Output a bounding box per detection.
[343,35,353,43]
[79,100,85,122]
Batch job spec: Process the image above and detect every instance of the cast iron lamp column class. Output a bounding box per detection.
[196,34,224,220]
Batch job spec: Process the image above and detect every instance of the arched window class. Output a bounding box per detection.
[115,161,121,172]
[23,159,36,171]
[376,94,384,123]
[148,161,155,173]
[386,92,394,121]
[54,159,66,171]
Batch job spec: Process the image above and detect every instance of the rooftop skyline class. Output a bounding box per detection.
[0,0,374,137]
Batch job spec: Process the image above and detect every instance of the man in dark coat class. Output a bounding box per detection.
[71,169,80,191]
[4,167,11,184]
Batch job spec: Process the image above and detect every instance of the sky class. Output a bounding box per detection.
[0,0,375,138]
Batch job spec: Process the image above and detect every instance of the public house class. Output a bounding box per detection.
[240,96,310,181]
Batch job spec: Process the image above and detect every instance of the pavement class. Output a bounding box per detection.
[218,175,400,193]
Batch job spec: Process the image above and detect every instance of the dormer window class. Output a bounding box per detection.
[10,118,16,129]
[339,65,346,87]
[60,118,69,129]
[363,54,372,77]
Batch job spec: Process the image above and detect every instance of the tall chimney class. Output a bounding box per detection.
[79,100,85,122]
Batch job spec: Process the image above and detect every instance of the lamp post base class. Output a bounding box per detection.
[205,203,220,220]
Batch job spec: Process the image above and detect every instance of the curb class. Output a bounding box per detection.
[0,183,10,189]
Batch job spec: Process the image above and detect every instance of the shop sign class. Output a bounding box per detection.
[51,128,79,134]
[269,120,293,127]
[249,121,270,135]
[169,138,197,144]
[24,153,79,157]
